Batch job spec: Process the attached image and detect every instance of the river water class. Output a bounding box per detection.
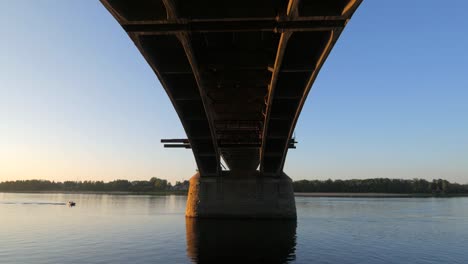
[0,193,467,263]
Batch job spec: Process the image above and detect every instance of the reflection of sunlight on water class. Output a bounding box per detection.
[186,218,297,263]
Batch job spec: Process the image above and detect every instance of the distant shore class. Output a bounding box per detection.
[1,190,468,198]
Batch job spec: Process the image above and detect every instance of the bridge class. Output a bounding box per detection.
[101,0,362,218]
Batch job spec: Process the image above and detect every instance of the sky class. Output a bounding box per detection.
[0,0,467,183]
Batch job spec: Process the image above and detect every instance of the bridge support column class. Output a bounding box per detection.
[186,172,296,219]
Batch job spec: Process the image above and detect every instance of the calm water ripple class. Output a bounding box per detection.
[0,193,467,263]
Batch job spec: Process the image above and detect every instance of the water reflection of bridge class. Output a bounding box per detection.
[101,0,362,218]
[186,218,297,263]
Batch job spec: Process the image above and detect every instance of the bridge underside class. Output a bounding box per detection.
[102,0,361,218]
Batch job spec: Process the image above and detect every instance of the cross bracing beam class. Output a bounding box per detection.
[122,19,346,34]
[161,139,297,149]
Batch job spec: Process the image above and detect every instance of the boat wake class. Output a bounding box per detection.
[0,201,66,205]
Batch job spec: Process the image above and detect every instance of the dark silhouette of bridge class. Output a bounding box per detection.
[101,0,362,218]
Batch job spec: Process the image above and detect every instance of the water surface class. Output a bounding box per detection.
[1,193,467,263]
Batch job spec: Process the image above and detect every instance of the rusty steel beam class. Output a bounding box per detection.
[164,144,191,148]
[259,0,301,175]
[276,0,364,174]
[101,0,220,176]
[162,0,221,176]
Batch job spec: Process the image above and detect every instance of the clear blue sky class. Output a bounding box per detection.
[0,0,467,183]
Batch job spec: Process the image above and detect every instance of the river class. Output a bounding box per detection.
[0,193,467,263]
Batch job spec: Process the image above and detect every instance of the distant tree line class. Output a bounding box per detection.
[1,177,467,194]
[293,178,468,194]
[0,177,189,193]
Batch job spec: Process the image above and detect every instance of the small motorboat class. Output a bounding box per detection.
[67,201,76,207]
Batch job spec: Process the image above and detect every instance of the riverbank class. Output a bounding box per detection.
[294,192,468,198]
[0,190,188,195]
[3,178,467,196]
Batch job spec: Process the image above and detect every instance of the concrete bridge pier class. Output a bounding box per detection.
[186,172,296,219]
